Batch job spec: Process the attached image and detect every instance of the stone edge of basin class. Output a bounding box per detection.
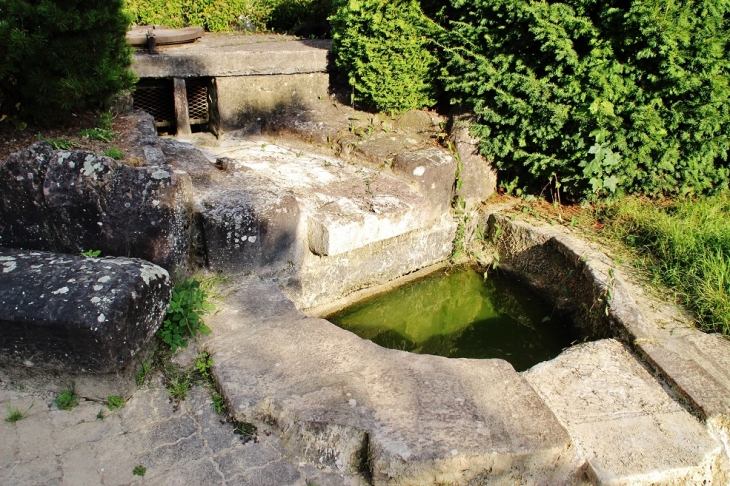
[485,210,730,422]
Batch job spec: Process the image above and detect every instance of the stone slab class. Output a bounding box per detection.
[0,248,170,373]
[450,111,497,205]
[131,35,331,78]
[524,339,727,485]
[204,276,582,485]
[392,147,457,213]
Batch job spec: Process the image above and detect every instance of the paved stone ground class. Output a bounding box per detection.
[0,376,363,486]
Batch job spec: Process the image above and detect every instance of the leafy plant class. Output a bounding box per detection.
[55,386,79,411]
[194,352,214,379]
[211,393,225,414]
[103,147,124,160]
[157,279,214,352]
[0,0,136,123]
[441,0,730,199]
[107,395,125,410]
[330,0,440,114]
[136,358,151,386]
[81,249,101,258]
[166,378,190,401]
[38,135,77,150]
[79,127,115,143]
[132,465,146,477]
[4,401,33,423]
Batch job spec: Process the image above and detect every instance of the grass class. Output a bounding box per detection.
[55,386,79,411]
[103,146,124,160]
[4,401,34,423]
[593,192,730,336]
[78,127,115,143]
[107,395,125,411]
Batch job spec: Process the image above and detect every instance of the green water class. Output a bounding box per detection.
[327,267,583,371]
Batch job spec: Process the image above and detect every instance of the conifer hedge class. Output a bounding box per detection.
[330,0,439,114]
[0,0,135,123]
[442,0,730,198]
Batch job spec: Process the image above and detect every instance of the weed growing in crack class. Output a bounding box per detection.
[107,395,125,411]
[4,401,33,423]
[132,465,146,476]
[55,386,78,411]
[157,278,215,352]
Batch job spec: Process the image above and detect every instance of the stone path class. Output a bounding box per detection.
[0,378,362,485]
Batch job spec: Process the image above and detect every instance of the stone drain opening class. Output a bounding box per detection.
[327,265,588,371]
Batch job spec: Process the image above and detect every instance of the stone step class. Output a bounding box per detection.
[523,339,726,485]
[203,276,583,485]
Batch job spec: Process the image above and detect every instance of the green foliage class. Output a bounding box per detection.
[132,465,146,477]
[135,358,151,386]
[38,135,77,151]
[598,193,730,336]
[4,401,33,423]
[194,352,214,379]
[212,393,225,414]
[106,395,125,410]
[441,0,730,199]
[166,377,190,401]
[79,127,116,143]
[157,279,214,352]
[103,147,124,160]
[124,0,332,32]
[81,249,101,257]
[0,0,136,124]
[330,0,439,114]
[55,386,79,411]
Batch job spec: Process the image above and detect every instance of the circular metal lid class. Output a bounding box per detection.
[126,26,204,46]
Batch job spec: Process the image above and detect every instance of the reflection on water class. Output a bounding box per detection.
[327,266,584,371]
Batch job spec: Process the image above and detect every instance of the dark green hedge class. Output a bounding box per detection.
[330,0,439,114]
[0,0,135,124]
[441,0,730,198]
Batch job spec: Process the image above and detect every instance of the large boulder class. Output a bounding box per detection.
[0,143,192,272]
[0,248,171,373]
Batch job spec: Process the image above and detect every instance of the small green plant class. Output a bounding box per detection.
[132,465,146,477]
[136,358,151,386]
[96,409,105,420]
[98,111,114,130]
[4,401,34,423]
[55,386,79,411]
[106,395,125,411]
[194,352,214,379]
[103,146,124,160]
[79,127,115,143]
[157,279,214,352]
[38,135,77,150]
[211,393,225,414]
[81,249,101,257]
[166,378,190,402]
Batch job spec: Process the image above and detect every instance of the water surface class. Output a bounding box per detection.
[327,267,583,371]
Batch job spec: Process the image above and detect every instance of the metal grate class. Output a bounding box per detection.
[133,78,174,128]
[186,78,209,125]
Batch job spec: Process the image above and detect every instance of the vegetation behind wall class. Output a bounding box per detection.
[0,0,136,124]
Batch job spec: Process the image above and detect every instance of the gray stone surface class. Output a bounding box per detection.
[169,137,456,309]
[131,34,331,78]
[451,112,497,205]
[524,339,728,485]
[0,382,357,485]
[204,275,583,485]
[0,133,193,272]
[0,248,170,374]
[392,147,457,213]
[216,73,331,133]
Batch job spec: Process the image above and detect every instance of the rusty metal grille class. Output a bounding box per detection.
[133,78,174,128]
[186,78,209,125]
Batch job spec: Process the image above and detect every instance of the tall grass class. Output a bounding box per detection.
[598,193,730,336]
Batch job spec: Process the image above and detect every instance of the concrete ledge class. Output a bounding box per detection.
[131,35,331,78]
[0,249,171,374]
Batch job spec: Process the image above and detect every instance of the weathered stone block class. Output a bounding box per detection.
[392,147,457,213]
[0,248,171,373]
[451,112,497,205]
[199,188,300,274]
[0,143,192,271]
